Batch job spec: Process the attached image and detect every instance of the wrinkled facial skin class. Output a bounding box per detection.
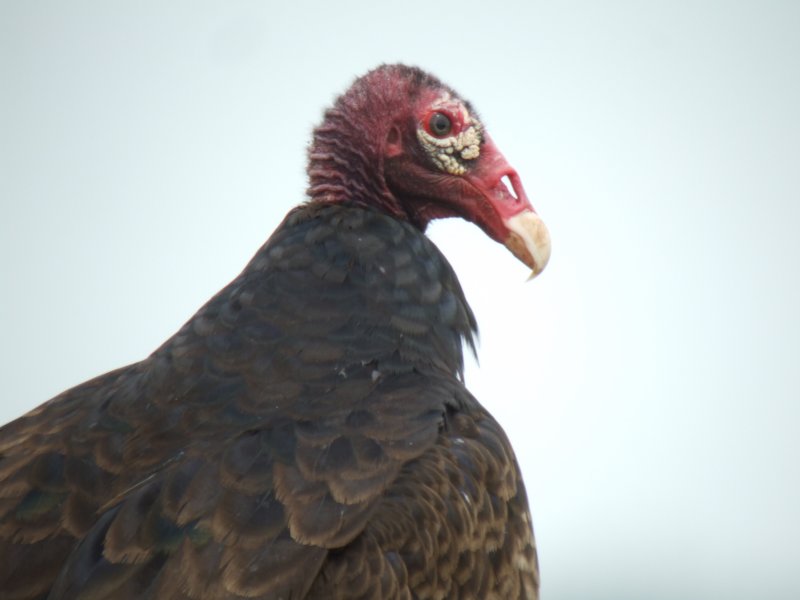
[384,91,551,278]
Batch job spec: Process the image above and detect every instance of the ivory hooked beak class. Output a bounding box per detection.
[504,210,551,279]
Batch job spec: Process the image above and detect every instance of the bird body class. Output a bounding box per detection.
[0,65,548,599]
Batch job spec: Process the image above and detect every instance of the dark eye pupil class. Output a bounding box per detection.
[429,112,451,136]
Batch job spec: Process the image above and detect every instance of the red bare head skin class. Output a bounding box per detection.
[307,64,551,275]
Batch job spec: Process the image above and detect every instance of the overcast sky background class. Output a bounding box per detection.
[2,2,799,599]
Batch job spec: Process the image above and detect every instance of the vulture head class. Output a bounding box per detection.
[307,64,551,277]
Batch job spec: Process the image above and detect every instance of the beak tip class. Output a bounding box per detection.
[504,210,551,279]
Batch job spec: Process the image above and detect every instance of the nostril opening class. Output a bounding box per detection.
[500,175,518,201]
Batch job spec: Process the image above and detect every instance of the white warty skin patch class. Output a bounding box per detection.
[417,117,483,176]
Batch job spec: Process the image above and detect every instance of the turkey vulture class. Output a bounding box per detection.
[0,64,550,599]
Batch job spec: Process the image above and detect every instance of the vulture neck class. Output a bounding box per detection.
[307,110,413,225]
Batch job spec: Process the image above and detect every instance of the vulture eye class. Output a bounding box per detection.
[428,112,452,137]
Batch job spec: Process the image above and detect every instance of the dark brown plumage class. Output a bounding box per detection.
[0,65,549,599]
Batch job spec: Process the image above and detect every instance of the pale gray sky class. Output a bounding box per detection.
[2,2,799,598]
